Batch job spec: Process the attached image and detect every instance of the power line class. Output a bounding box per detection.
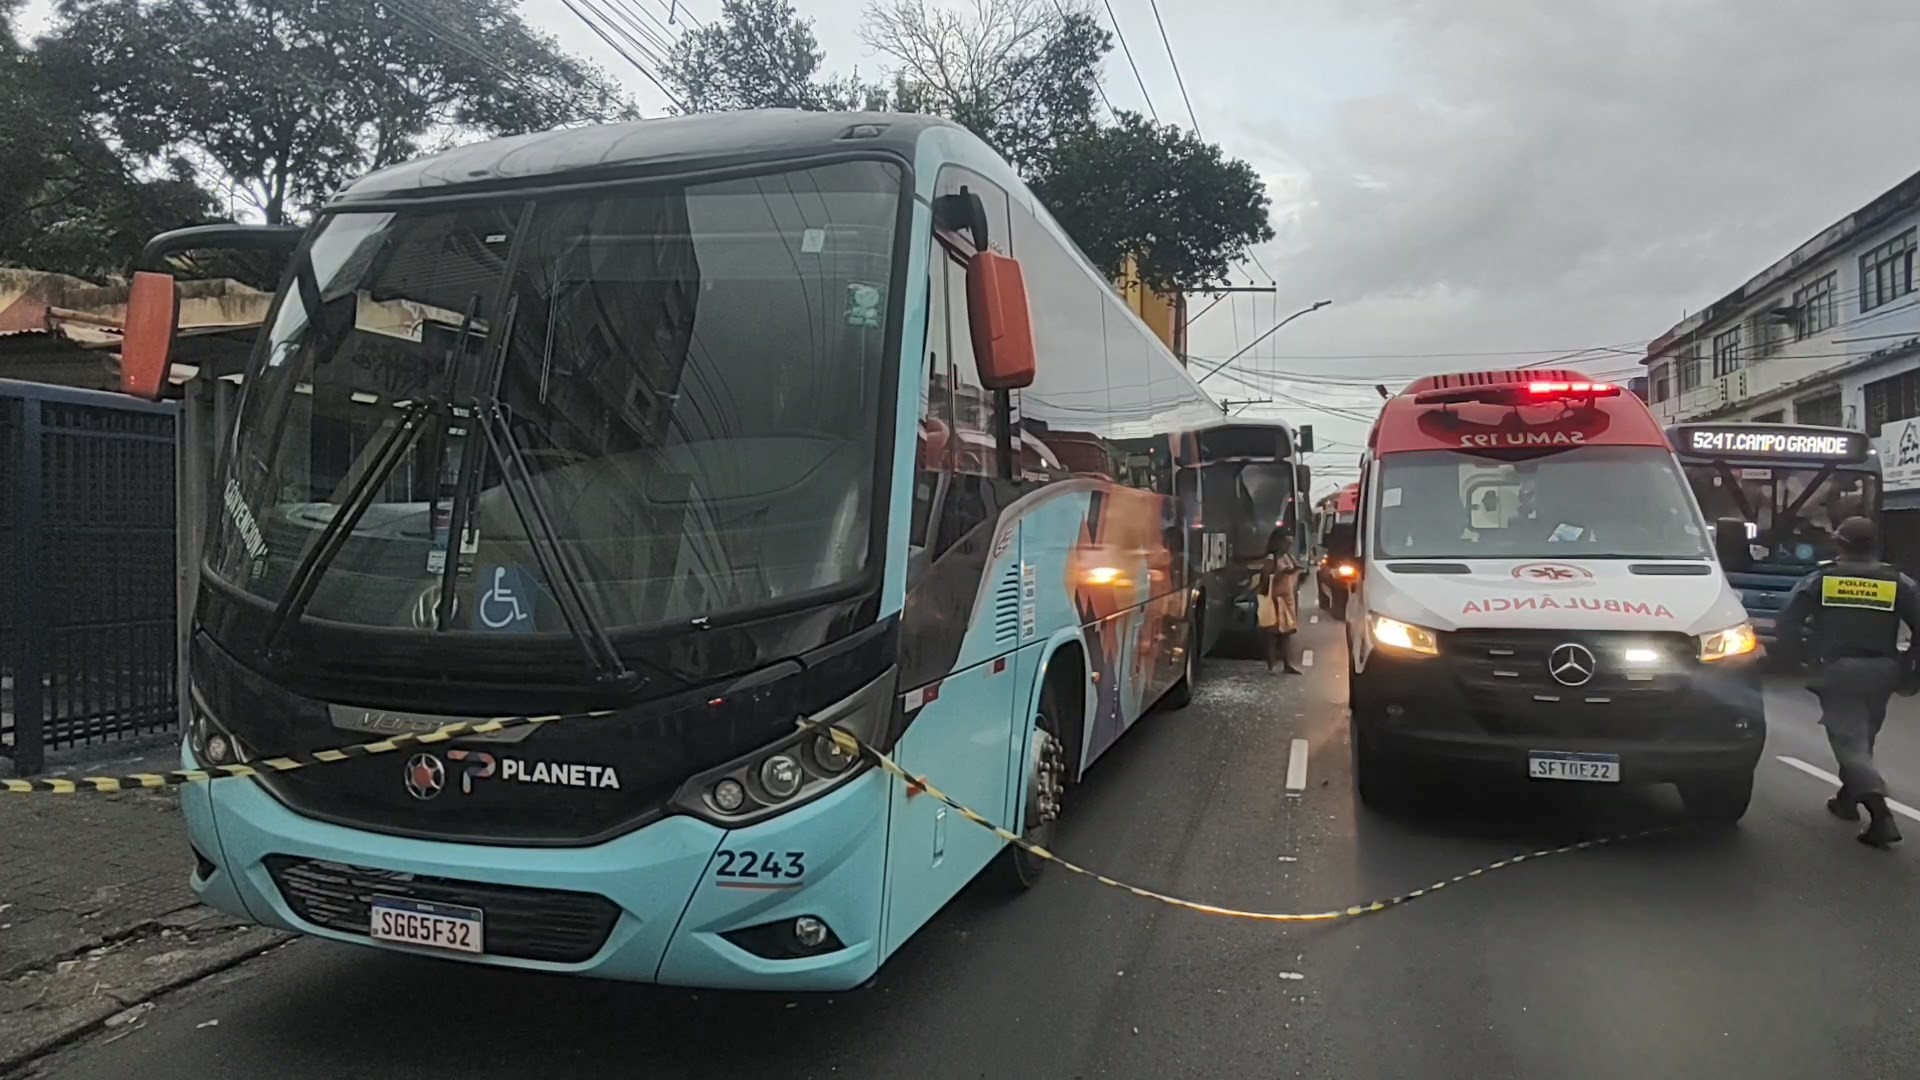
[382,0,579,118]
[1144,0,1199,135]
[1048,0,1117,116]
[649,0,704,31]
[1099,0,1157,122]
[559,0,687,110]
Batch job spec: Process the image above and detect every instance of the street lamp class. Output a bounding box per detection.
[1194,299,1333,385]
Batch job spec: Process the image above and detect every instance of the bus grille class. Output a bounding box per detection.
[264,856,621,964]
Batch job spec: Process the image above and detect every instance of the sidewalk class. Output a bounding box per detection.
[0,745,284,1072]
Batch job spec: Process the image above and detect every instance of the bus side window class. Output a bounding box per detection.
[910,269,948,556]
[931,247,1010,556]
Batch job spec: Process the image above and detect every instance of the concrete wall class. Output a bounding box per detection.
[1647,198,1920,430]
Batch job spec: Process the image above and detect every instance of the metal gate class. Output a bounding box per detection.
[1,379,178,774]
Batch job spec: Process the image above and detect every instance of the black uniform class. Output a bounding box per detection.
[1775,557,1920,807]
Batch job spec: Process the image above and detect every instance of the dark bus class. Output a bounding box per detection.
[1187,419,1311,653]
[1668,422,1882,644]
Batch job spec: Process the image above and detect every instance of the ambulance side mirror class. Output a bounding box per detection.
[1712,517,1750,571]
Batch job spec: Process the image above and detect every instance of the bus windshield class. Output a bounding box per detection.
[210,159,903,636]
[1375,445,1710,560]
[1684,462,1878,565]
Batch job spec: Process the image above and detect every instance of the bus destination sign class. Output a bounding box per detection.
[1679,425,1869,462]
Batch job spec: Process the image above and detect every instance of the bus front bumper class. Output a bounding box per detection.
[181,749,891,991]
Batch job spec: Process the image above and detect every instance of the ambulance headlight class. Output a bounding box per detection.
[1370,615,1439,657]
[1697,622,1758,662]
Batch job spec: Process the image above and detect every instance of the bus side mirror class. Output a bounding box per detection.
[120,271,181,400]
[967,251,1036,390]
[1295,462,1311,496]
[1712,517,1750,570]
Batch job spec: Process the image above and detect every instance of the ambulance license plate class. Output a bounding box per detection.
[370,896,484,954]
[1527,752,1620,783]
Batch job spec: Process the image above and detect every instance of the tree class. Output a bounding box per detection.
[42,0,634,225]
[664,0,840,112]
[1,1,215,278]
[860,0,1107,175]
[1031,112,1275,293]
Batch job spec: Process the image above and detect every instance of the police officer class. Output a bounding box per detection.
[1774,516,1919,849]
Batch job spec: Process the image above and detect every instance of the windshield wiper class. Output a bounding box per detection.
[261,398,436,658]
[439,295,650,693]
[474,402,644,692]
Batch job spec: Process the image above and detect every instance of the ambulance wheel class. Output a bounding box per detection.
[1353,731,1409,812]
[1679,772,1753,825]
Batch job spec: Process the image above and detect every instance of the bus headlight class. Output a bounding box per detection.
[186,685,248,766]
[1698,622,1758,662]
[674,668,897,825]
[1371,615,1439,656]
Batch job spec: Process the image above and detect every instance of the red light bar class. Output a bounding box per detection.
[1414,380,1621,405]
[1528,380,1615,395]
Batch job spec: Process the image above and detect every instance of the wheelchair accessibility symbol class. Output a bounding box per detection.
[475,565,537,633]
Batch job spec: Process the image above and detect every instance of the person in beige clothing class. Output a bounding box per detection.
[1259,529,1303,674]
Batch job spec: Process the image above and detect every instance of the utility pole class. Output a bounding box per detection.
[1198,297,1336,411]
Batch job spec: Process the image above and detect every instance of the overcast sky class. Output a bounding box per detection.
[20,0,1920,494]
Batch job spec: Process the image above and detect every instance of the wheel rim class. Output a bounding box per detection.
[1022,722,1065,845]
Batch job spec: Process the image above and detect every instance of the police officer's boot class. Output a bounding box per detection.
[1858,795,1902,849]
[1828,791,1860,822]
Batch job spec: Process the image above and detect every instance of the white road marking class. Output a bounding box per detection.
[1276,855,1298,863]
[1310,615,1319,624]
[1286,738,1309,794]
[1300,649,1314,668]
[1776,755,1920,822]
[1278,971,1306,981]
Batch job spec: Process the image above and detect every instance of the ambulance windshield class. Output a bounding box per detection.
[1374,446,1710,560]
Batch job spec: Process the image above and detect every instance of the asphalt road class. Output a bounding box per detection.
[21,609,1920,1080]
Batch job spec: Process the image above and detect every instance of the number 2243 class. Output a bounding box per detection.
[714,850,805,880]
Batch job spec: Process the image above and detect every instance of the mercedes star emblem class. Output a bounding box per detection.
[404,752,446,801]
[1547,643,1597,687]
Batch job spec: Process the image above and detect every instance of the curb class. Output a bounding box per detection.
[0,918,288,1075]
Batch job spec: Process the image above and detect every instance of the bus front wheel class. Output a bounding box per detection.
[997,678,1070,891]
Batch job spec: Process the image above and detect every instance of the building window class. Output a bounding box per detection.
[1796,392,1843,428]
[1865,368,1920,436]
[1752,410,1784,423]
[1650,361,1670,403]
[1748,307,1785,358]
[1677,343,1703,393]
[1859,229,1916,313]
[1712,327,1743,377]
[1793,273,1837,338]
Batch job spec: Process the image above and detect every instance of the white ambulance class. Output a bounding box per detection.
[1345,371,1765,821]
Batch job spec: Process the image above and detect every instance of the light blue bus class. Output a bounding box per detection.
[121,111,1237,990]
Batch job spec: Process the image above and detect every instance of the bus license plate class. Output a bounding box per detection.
[1528,752,1620,783]
[370,896,484,954]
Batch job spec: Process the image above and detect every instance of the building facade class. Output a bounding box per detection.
[1643,168,1920,561]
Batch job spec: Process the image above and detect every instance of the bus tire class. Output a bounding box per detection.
[1163,609,1200,710]
[996,676,1071,891]
[1679,772,1753,826]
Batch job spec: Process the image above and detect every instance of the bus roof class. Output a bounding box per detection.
[1666,421,1878,468]
[331,111,953,204]
[1372,368,1666,455]
[1193,417,1297,462]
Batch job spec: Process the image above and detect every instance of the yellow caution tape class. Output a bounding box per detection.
[808,722,1674,923]
[6,708,1670,925]
[0,711,598,795]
